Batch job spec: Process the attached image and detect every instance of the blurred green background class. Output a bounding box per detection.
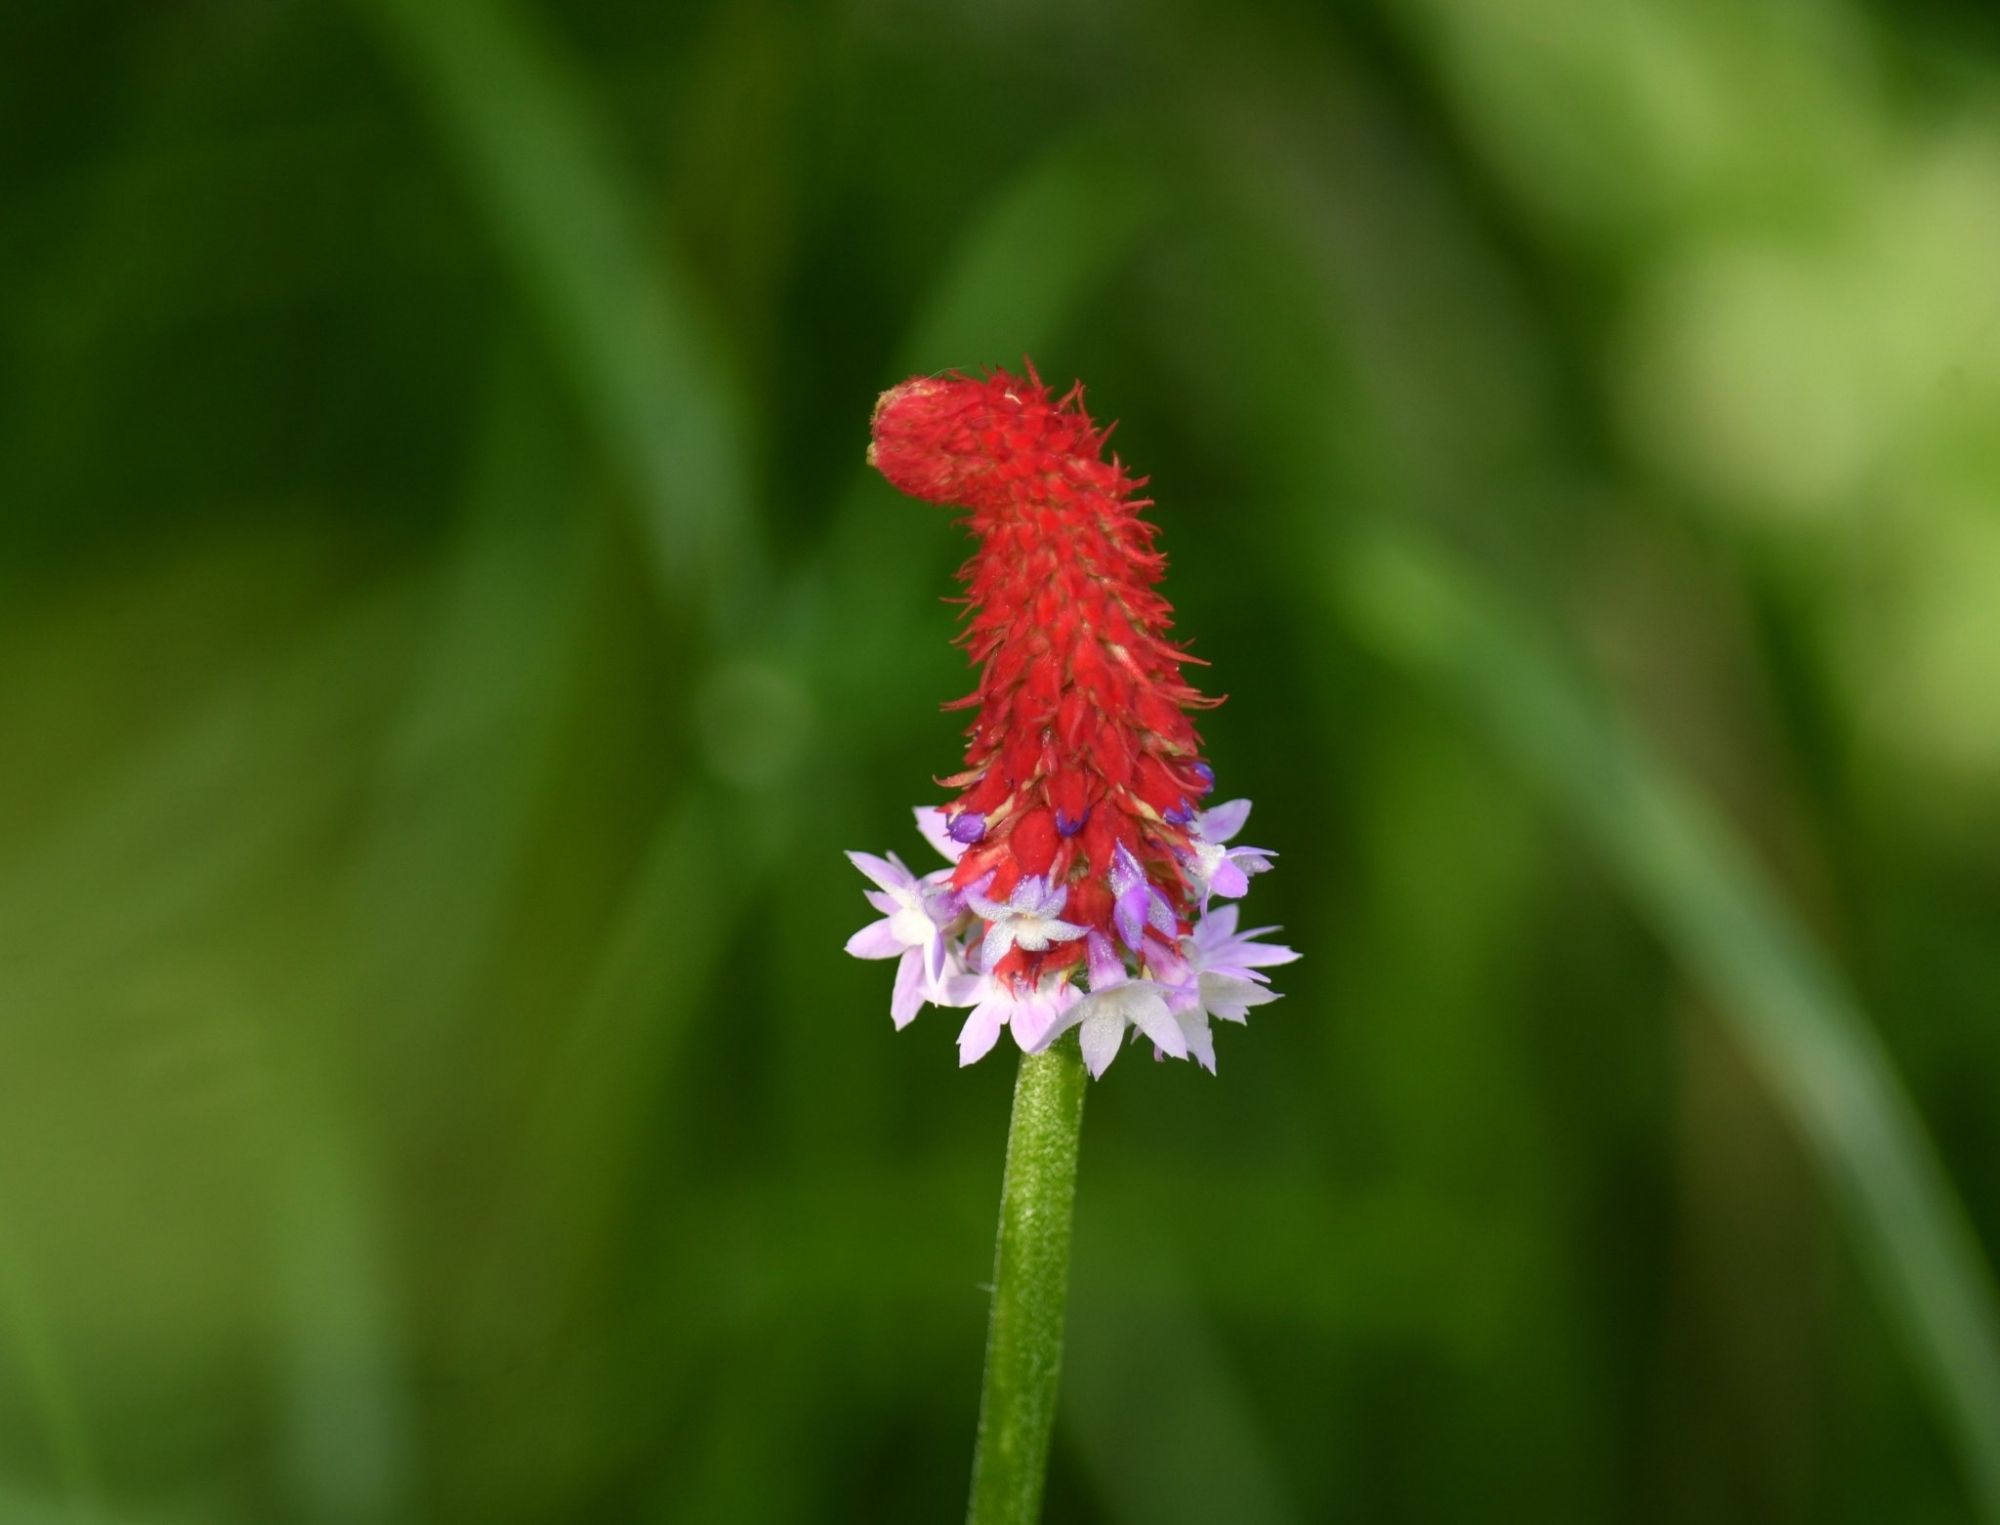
[5,0,2000,1521]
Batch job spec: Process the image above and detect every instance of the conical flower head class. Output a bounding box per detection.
[846,365,1292,1076]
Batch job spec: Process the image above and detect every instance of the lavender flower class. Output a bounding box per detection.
[1064,980,1185,1077]
[954,971,1082,1067]
[1188,798,1276,901]
[964,874,1090,970]
[1040,897,1294,1076]
[847,797,1293,1076]
[1187,903,1299,983]
[844,850,964,1027]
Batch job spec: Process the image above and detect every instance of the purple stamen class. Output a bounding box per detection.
[1190,761,1215,795]
[947,812,986,845]
[1163,798,1194,826]
[1055,806,1090,837]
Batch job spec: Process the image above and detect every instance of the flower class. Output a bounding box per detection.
[954,971,1082,1067]
[966,874,1090,970]
[1041,943,1283,1079]
[913,805,969,864]
[1186,903,1298,983]
[846,366,1294,1074]
[1068,981,1184,1078]
[843,850,964,1027]
[1187,799,1276,901]
[1043,904,1295,1077]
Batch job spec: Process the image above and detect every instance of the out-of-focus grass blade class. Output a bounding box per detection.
[1332,521,2000,1519]
[0,578,426,1525]
[263,359,583,1525]
[661,1168,1526,1348]
[339,353,584,1077]
[261,1080,414,1525]
[346,0,781,1310]
[652,1346,817,1522]
[0,1483,192,1525]
[0,1205,99,1518]
[0,583,421,994]
[351,0,757,629]
[469,786,780,1327]
[1065,1255,1299,1525]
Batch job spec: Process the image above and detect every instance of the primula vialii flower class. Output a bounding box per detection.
[844,365,1296,1076]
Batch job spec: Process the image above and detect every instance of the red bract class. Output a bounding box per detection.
[869,365,1219,988]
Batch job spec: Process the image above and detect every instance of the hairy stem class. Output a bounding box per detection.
[966,1038,1089,1525]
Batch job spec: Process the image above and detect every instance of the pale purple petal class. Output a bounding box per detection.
[1224,928,1298,970]
[847,850,916,895]
[1108,842,1145,896]
[963,873,1006,920]
[1006,875,1070,921]
[1114,886,1149,950]
[1185,908,1298,998]
[1189,904,1300,978]
[938,971,987,1007]
[1062,983,1184,1075]
[1176,1008,1217,1072]
[1086,932,1127,991]
[1077,1010,1128,1078]
[1011,984,1079,1053]
[1195,799,1251,843]
[919,871,964,922]
[862,889,900,917]
[1008,874,1050,913]
[957,997,1007,1065]
[1200,973,1281,1024]
[1228,845,1275,878]
[922,926,949,987]
[1145,943,1191,988]
[1010,1006,1057,1055]
[890,949,927,1028]
[845,920,905,960]
[914,806,967,863]
[980,921,1017,971]
[1125,988,1186,1058]
[1208,857,1250,899]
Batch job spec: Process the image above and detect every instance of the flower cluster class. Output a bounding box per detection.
[844,366,1295,1077]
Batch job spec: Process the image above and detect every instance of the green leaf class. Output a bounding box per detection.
[352,0,758,629]
[1334,521,2000,1520]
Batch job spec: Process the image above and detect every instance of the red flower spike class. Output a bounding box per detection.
[847,364,1294,1077]
[869,365,1217,984]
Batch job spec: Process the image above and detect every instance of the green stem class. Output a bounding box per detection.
[966,1038,1089,1525]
